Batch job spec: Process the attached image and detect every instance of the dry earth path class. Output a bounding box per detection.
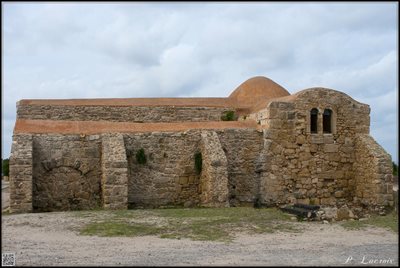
[1,210,398,266]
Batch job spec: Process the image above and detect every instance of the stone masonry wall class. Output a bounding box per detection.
[257,102,298,206]
[11,129,261,212]
[31,134,102,212]
[199,131,229,207]
[252,89,374,209]
[217,129,263,205]
[17,105,233,123]
[9,134,33,213]
[353,134,393,211]
[124,131,202,208]
[101,134,128,209]
[124,129,261,208]
[10,87,393,216]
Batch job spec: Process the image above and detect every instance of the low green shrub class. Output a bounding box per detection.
[195,152,202,174]
[221,110,236,121]
[136,148,147,164]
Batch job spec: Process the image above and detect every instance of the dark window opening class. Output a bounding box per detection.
[310,108,318,133]
[323,109,332,133]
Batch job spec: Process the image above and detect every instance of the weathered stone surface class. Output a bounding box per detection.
[251,88,391,216]
[31,134,102,212]
[9,79,393,218]
[102,133,128,209]
[9,134,33,213]
[200,131,229,207]
[337,205,354,220]
[353,134,393,213]
[125,131,202,208]
[322,207,337,220]
[17,104,233,123]
[218,129,263,205]
[324,144,339,153]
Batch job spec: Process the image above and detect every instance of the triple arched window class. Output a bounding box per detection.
[310,108,333,134]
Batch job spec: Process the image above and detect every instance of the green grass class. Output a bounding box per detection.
[77,207,300,242]
[341,211,398,233]
[81,222,161,237]
[2,210,12,215]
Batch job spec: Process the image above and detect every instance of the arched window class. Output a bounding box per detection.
[310,108,318,133]
[323,109,332,133]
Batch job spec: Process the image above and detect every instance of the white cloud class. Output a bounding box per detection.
[2,2,398,163]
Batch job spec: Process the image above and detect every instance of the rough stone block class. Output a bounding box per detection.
[88,135,100,141]
[323,135,334,144]
[323,207,337,220]
[341,146,353,154]
[324,144,339,153]
[296,135,306,145]
[311,135,324,144]
[320,197,335,206]
[334,191,344,198]
[337,206,351,220]
[310,144,318,153]
[344,137,353,146]
[179,176,189,185]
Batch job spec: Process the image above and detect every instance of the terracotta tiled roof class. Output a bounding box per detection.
[18,76,290,110]
[229,76,290,107]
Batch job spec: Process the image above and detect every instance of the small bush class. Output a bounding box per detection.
[253,196,262,209]
[136,148,147,165]
[221,110,236,121]
[2,158,9,177]
[194,152,202,175]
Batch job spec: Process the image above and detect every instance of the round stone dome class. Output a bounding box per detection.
[229,76,290,107]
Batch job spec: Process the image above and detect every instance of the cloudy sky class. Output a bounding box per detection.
[2,2,398,162]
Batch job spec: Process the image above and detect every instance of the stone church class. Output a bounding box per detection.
[9,76,394,218]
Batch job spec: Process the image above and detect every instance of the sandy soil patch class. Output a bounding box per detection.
[1,211,398,266]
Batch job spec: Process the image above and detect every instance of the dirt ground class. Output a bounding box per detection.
[1,182,398,266]
[1,209,398,266]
